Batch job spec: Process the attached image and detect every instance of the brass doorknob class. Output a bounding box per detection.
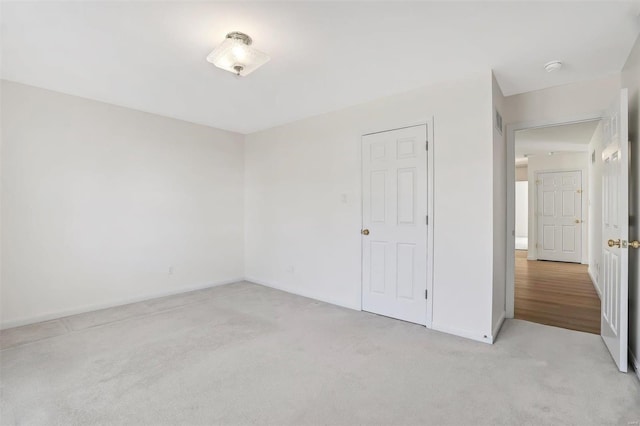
[361,229,370,236]
[608,239,621,248]
[575,219,581,224]
[630,240,640,249]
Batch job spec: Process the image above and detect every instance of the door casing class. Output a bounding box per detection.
[506,112,605,318]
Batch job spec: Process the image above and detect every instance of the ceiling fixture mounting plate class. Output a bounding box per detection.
[544,60,563,72]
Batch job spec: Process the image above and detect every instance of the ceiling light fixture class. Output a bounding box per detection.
[544,60,563,73]
[206,32,270,77]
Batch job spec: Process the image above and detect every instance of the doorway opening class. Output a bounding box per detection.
[506,89,629,372]
[512,120,602,334]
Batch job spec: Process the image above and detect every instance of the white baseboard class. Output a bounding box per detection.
[431,322,493,344]
[248,277,495,345]
[0,277,244,330]
[491,311,506,343]
[245,276,361,312]
[527,254,537,261]
[630,349,640,383]
[587,268,602,299]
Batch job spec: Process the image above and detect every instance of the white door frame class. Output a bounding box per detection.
[506,112,604,318]
[360,117,435,328]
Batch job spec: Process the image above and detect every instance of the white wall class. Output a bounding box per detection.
[515,166,528,182]
[587,121,604,296]
[503,75,620,124]
[526,152,590,263]
[515,182,528,238]
[622,34,640,374]
[491,72,507,335]
[1,80,245,328]
[245,73,498,342]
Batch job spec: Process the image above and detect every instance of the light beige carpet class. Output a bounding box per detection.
[1,281,639,425]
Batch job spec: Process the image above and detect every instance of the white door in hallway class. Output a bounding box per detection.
[601,89,629,373]
[536,170,583,263]
[361,124,428,325]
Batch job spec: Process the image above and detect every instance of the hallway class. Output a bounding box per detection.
[515,251,601,334]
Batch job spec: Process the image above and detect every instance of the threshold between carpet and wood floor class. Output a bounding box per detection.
[1,280,639,425]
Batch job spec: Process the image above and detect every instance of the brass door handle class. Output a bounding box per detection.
[608,239,621,248]
[361,229,370,236]
[575,219,582,224]
[630,240,640,249]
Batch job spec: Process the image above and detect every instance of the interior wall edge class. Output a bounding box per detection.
[587,267,602,300]
[491,70,508,338]
[431,322,493,345]
[630,349,640,383]
[491,311,506,344]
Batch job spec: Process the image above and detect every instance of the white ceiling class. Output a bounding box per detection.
[515,120,601,165]
[2,2,639,134]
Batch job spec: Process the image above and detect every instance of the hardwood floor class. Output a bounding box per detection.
[514,250,601,334]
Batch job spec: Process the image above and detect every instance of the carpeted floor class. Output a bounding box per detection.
[1,281,639,425]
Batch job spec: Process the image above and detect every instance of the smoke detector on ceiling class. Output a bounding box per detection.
[544,61,563,73]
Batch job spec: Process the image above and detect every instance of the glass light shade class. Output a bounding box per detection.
[206,37,270,77]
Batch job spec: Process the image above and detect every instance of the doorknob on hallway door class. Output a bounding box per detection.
[361,229,370,236]
[608,239,621,248]
[630,240,640,249]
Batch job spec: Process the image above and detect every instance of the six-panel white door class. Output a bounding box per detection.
[361,125,427,325]
[536,170,583,263]
[601,89,629,372]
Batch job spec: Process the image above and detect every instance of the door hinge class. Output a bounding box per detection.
[536,179,541,185]
[425,289,428,299]
[426,141,428,151]
[426,215,429,225]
